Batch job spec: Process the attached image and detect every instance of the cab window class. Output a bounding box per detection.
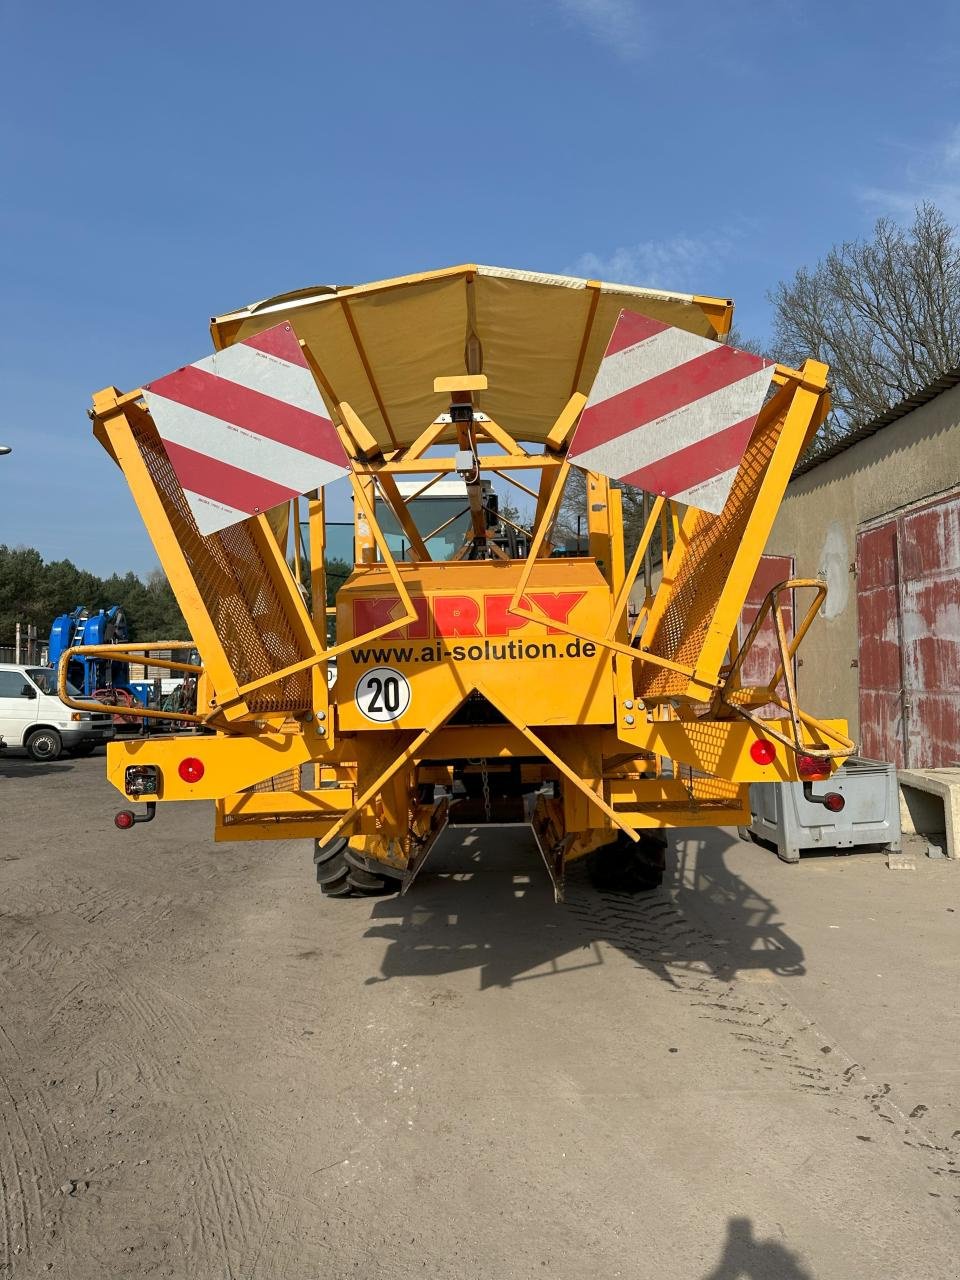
[25,668,83,698]
[0,671,34,697]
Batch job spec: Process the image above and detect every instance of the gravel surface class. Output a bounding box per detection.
[1,752,959,1278]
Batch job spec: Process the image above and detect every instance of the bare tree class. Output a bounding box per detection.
[770,203,960,448]
[555,467,662,565]
[554,465,587,552]
[725,326,768,358]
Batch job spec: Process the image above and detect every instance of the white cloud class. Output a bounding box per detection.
[942,122,960,169]
[564,232,733,292]
[860,124,960,223]
[555,0,646,61]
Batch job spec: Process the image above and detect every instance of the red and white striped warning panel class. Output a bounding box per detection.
[568,310,775,515]
[142,323,350,536]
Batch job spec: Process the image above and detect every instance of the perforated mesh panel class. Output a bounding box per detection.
[251,769,302,793]
[636,408,784,700]
[132,421,312,714]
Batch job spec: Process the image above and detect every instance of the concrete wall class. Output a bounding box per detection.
[765,383,960,745]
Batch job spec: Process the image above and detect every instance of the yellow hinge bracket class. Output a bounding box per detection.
[433,374,488,394]
[337,401,381,461]
[545,392,587,454]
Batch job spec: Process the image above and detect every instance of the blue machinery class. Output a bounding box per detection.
[48,606,148,702]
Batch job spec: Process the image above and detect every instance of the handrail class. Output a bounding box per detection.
[56,641,204,724]
[717,579,855,760]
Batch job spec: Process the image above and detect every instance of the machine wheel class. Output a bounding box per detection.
[314,837,402,898]
[25,728,63,762]
[587,833,666,894]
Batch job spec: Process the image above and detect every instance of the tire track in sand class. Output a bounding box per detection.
[0,1019,64,1272]
[567,878,960,1212]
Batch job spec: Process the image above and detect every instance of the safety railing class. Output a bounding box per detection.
[716,578,855,760]
[56,641,204,724]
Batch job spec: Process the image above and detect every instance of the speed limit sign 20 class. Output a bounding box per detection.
[354,666,412,723]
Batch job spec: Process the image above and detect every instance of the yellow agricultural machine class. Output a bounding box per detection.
[66,265,853,899]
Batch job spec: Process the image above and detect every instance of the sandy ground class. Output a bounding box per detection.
[1,751,959,1279]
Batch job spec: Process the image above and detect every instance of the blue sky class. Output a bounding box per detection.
[2,0,959,576]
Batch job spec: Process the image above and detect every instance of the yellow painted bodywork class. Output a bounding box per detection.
[335,560,615,731]
[84,263,849,888]
[106,730,314,800]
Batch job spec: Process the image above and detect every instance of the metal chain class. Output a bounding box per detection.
[480,757,492,822]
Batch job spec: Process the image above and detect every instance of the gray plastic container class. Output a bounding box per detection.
[741,756,901,864]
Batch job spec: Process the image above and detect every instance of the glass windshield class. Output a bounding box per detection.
[26,667,83,699]
[376,494,473,562]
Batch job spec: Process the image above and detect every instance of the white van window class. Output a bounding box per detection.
[25,668,83,698]
[0,671,34,697]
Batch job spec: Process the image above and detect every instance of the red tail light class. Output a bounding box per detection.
[749,739,776,765]
[796,753,831,780]
[178,757,205,783]
[824,791,845,813]
[114,810,135,830]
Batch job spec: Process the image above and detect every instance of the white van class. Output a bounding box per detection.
[0,663,115,761]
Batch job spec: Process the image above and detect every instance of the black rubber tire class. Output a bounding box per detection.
[314,837,401,898]
[586,833,666,894]
[25,728,63,762]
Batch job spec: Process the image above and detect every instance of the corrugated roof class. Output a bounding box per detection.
[792,364,960,477]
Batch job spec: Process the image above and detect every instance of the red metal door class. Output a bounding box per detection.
[738,555,794,689]
[857,521,905,766]
[898,494,960,767]
[857,491,960,768]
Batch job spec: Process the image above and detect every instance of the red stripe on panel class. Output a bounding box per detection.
[603,309,671,358]
[619,414,757,497]
[240,323,310,367]
[571,345,765,455]
[162,439,299,516]
[147,366,346,467]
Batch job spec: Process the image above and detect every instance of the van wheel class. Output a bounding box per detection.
[25,728,63,762]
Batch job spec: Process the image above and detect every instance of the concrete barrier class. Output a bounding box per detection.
[898,768,960,859]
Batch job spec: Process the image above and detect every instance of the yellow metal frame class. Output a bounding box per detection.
[89,277,847,889]
[504,362,833,708]
[636,362,830,700]
[93,392,258,721]
[508,462,695,681]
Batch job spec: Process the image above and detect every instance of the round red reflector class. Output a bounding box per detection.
[178,757,205,783]
[749,739,776,765]
[824,791,845,813]
[114,810,135,830]
[796,753,830,780]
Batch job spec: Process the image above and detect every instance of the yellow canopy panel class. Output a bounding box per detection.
[210,264,733,452]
